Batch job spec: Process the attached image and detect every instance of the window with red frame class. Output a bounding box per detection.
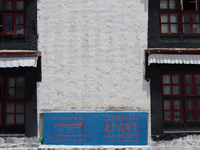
[184,74,200,95]
[6,76,25,99]
[160,0,200,34]
[0,0,25,35]
[162,73,200,124]
[162,74,181,95]
[186,99,200,122]
[3,0,25,11]
[160,13,179,34]
[5,102,25,125]
[182,13,200,34]
[160,0,179,10]
[163,99,183,122]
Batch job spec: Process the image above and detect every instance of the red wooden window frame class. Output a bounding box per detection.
[163,99,184,122]
[160,12,180,34]
[184,73,200,96]
[2,13,25,35]
[186,99,200,122]
[3,0,25,11]
[5,101,25,126]
[182,12,200,34]
[162,73,182,96]
[5,76,25,99]
[159,0,179,10]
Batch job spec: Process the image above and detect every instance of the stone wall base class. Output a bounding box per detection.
[0,137,40,150]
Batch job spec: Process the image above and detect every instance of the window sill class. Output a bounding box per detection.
[0,134,25,137]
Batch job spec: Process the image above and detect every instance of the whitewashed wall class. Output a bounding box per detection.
[37,0,149,110]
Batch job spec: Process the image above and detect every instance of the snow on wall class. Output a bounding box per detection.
[37,0,149,110]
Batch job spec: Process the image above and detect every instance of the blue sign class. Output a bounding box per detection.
[44,112,148,145]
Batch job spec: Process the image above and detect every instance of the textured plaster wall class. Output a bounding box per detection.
[37,0,149,110]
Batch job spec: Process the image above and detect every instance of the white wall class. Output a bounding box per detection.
[37,0,149,111]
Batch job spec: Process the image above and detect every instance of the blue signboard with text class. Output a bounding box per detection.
[44,112,148,145]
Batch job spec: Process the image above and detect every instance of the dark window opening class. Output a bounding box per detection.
[182,0,199,10]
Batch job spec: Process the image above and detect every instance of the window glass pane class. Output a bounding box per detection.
[187,111,195,121]
[7,77,15,87]
[164,111,172,121]
[0,1,3,11]
[4,1,12,10]
[164,101,171,110]
[195,75,200,83]
[7,88,15,98]
[161,24,169,33]
[16,15,23,24]
[6,114,14,124]
[169,0,176,9]
[174,111,182,121]
[183,24,191,33]
[172,75,179,84]
[197,100,200,109]
[0,77,2,100]
[16,25,24,34]
[173,86,180,95]
[6,103,14,113]
[16,1,24,10]
[161,14,169,22]
[163,85,171,95]
[4,25,11,34]
[193,14,200,23]
[186,86,193,95]
[16,103,24,113]
[160,0,168,9]
[170,14,178,22]
[163,75,171,84]
[198,111,200,121]
[185,75,193,84]
[187,100,194,110]
[183,14,190,23]
[16,114,24,124]
[193,24,200,33]
[0,115,1,125]
[4,14,12,24]
[16,88,24,98]
[0,103,1,112]
[196,86,200,95]
[174,100,181,109]
[170,24,178,33]
[16,77,24,87]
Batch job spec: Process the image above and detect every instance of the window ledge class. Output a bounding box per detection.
[164,131,200,134]
[0,134,25,137]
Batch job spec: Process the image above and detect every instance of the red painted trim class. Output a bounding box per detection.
[163,99,183,122]
[5,101,25,126]
[149,50,200,54]
[162,73,182,96]
[0,53,38,57]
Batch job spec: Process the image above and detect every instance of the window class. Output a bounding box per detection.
[162,73,200,129]
[0,0,25,35]
[160,0,200,34]
[0,76,25,134]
